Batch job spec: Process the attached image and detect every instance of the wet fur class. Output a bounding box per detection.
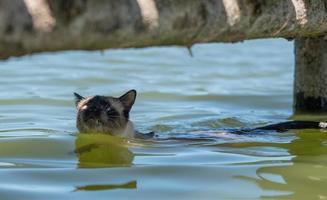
[74,90,153,138]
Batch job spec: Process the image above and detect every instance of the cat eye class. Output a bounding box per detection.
[106,107,119,117]
[106,107,116,114]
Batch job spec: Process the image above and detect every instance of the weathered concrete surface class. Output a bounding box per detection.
[1,0,327,59]
[294,37,327,113]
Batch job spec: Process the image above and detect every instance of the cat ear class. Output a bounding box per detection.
[119,90,137,112]
[74,92,85,106]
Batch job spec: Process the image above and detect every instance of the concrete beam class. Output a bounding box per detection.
[1,0,327,59]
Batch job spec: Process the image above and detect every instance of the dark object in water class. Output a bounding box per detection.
[249,120,327,132]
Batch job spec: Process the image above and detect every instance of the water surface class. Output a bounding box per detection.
[0,39,326,199]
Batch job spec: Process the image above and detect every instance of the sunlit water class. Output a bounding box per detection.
[0,39,326,200]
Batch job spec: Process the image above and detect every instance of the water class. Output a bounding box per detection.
[0,39,326,199]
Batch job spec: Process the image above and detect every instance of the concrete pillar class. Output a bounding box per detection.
[294,37,327,113]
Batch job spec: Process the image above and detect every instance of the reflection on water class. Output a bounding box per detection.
[221,129,327,199]
[75,181,137,192]
[259,130,327,200]
[74,134,137,192]
[75,134,134,168]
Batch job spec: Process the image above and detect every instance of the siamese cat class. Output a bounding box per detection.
[74,89,327,138]
[74,90,153,139]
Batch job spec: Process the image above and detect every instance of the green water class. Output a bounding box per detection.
[0,39,326,199]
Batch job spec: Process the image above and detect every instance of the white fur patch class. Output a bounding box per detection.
[319,122,327,128]
[81,105,88,110]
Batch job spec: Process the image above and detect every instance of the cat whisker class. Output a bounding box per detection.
[107,118,122,128]
[107,116,121,119]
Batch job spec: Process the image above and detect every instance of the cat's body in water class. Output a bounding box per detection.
[74,90,327,139]
[74,90,153,139]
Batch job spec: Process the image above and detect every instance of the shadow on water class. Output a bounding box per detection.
[218,129,327,199]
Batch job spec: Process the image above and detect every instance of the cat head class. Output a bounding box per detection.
[74,90,136,134]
